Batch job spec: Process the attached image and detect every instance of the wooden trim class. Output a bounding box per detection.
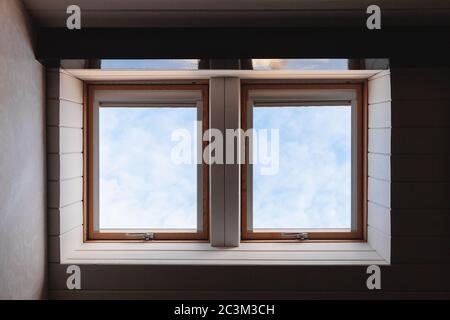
[241,86,249,239]
[66,69,380,82]
[82,82,88,242]
[87,84,95,241]
[362,80,369,241]
[240,83,367,241]
[85,84,209,241]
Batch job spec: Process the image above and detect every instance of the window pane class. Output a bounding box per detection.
[101,59,199,70]
[252,59,349,70]
[252,106,351,230]
[99,107,198,230]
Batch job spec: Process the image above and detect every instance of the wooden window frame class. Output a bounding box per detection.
[85,84,209,241]
[241,83,368,242]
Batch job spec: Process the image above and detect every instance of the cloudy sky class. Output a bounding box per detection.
[252,106,351,230]
[101,59,348,70]
[98,59,351,231]
[99,107,198,229]
[101,59,199,69]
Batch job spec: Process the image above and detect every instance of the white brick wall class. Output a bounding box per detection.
[367,70,392,262]
[46,69,84,263]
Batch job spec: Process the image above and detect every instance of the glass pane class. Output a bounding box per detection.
[252,59,349,70]
[101,59,199,70]
[99,107,198,230]
[252,106,351,230]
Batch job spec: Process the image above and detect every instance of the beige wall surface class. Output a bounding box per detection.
[0,0,46,299]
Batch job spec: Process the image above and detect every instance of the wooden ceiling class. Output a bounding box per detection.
[23,0,450,27]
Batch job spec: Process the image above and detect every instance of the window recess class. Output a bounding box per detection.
[48,69,390,265]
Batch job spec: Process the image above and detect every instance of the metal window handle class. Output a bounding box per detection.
[281,232,309,240]
[126,232,155,241]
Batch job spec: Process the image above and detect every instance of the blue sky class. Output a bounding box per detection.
[252,59,348,70]
[101,59,199,69]
[99,107,198,229]
[101,59,348,70]
[253,106,351,229]
[99,105,351,231]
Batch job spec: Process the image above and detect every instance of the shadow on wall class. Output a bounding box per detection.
[0,0,47,299]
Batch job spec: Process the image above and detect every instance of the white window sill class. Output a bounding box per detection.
[59,227,389,266]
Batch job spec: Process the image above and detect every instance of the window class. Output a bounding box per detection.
[101,59,345,70]
[86,84,209,240]
[241,84,366,241]
[50,67,391,266]
[85,81,367,243]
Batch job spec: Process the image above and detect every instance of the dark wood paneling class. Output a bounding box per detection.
[391,100,450,128]
[389,66,450,266]
[49,290,450,300]
[391,128,450,155]
[23,0,450,11]
[391,237,450,263]
[36,28,450,62]
[391,210,450,236]
[391,155,450,182]
[48,263,450,292]
[391,68,450,100]
[49,264,368,291]
[23,0,450,28]
[391,182,450,209]
[27,10,450,28]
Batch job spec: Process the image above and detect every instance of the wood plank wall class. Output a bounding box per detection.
[367,70,392,262]
[388,66,450,265]
[47,70,84,263]
[47,68,450,299]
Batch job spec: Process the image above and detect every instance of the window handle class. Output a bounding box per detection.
[281,232,309,240]
[126,232,155,241]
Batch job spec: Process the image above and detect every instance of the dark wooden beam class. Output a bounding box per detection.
[36,27,450,67]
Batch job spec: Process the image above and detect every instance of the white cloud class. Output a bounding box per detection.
[98,104,352,232]
[252,59,287,70]
[101,59,199,70]
[252,59,348,70]
[99,107,198,229]
[252,106,352,229]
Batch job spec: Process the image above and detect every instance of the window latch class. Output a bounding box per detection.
[126,232,155,241]
[281,232,309,240]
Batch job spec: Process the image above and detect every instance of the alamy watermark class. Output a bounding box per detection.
[366,265,381,290]
[366,5,381,30]
[66,5,81,30]
[67,4,381,31]
[66,265,81,290]
[171,121,280,176]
